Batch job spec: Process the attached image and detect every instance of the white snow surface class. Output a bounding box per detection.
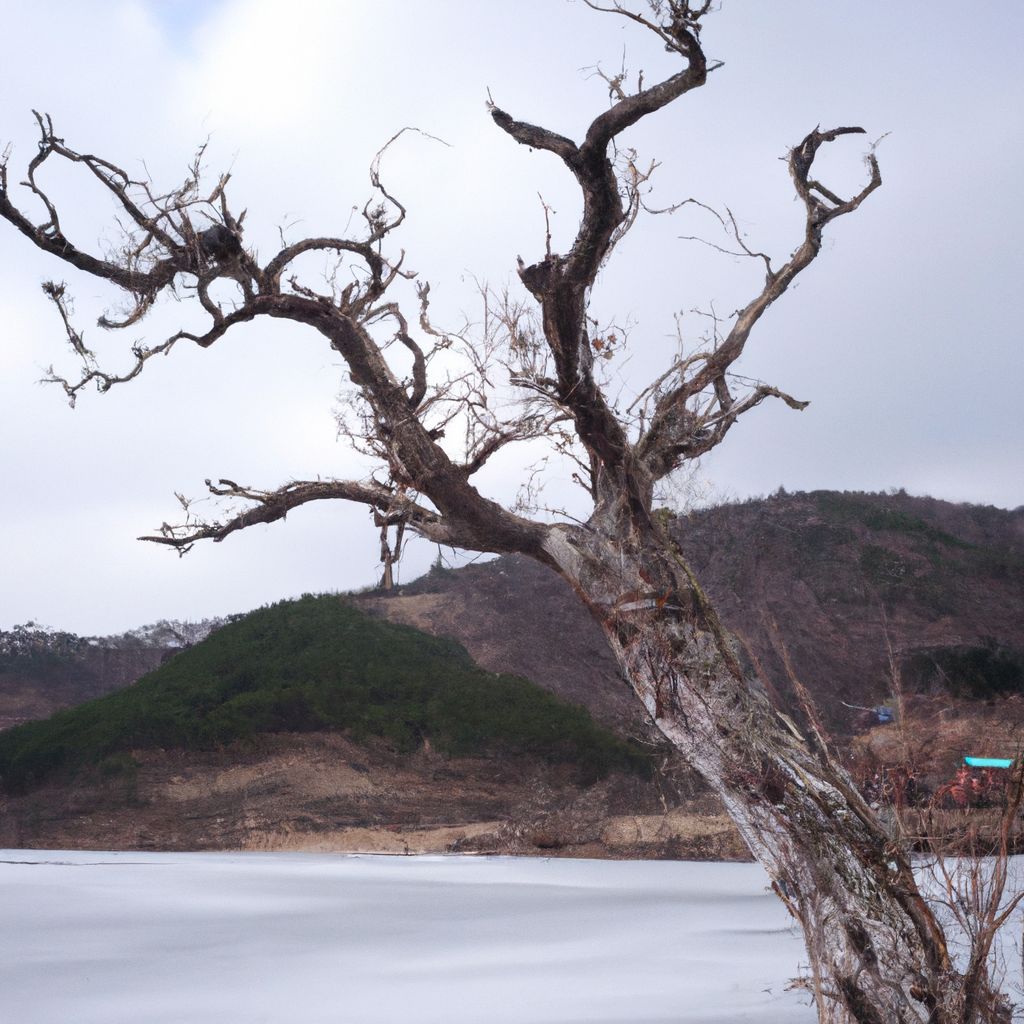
[0,850,816,1024]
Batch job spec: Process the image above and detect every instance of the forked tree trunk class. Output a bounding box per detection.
[540,522,1009,1024]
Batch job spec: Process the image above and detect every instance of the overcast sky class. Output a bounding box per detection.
[1,1,1021,635]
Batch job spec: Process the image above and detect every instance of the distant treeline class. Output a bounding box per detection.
[907,645,1024,701]
[0,618,236,676]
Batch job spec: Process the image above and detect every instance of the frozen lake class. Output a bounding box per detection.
[0,850,815,1024]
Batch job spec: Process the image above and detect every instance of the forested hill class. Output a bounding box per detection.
[0,596,643,794]
[676,490,1024,723]
[2,490,1022,738]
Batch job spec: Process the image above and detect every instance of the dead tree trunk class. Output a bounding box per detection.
[542,515,1009,1023]
[378,519,405,590]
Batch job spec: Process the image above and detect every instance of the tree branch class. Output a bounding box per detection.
[0,115,184,302]
[636,125,881,479]
[486,2,717,525]
[140,475,549,559]
[2,115,555,564]
[580,3,710,153]
[140,478,445,552]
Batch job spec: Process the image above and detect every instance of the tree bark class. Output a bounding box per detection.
[540,519,1006,1024]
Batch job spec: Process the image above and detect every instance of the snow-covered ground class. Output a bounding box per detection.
[0,850,817,1024]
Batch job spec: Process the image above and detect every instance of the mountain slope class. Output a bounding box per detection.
[677,490,1024,727]
[352,490,1024,733]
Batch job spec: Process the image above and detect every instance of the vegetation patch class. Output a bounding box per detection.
[0,624,94,677]
[0,595,648,792]
[812,491,969,549]
[908,645,1024,701]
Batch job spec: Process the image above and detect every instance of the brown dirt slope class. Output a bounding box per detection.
[0,731,746,861]
[352,558,636,732]
[676,490,1024,730]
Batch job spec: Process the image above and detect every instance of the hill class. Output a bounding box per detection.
[676,489,1024,725]
[0,598,724,859]
[0,595,646,794]
[0,629,165,732]
[0,618,227,731]
[352,489,1024,734]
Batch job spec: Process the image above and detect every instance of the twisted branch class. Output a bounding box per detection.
[636,125,882,478]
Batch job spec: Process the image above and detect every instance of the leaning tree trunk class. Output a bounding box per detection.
[540,520,1009,1024]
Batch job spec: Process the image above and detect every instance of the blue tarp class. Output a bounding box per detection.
[965,756,1014,768]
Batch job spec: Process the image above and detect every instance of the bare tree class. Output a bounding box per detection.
[1,3,1011,1020]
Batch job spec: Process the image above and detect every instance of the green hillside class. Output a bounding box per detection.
[0,595,647,792]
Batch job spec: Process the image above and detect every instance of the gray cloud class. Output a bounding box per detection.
[1,0,1020,633]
